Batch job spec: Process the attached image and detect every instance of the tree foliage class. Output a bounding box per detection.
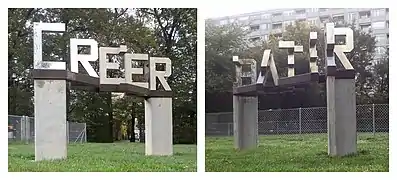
[8,8,197,144]
[205,20,388,112]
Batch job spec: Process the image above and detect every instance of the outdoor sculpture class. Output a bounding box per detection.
[33,22,173,161]
[232,23,356,156]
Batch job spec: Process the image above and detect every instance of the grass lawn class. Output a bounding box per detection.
[205,133,389,172]
[8,142,196,172]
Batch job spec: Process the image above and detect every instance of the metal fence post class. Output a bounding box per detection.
[25,116,30,144]
[20,116,26,142]
[84,123,87,143]
[372,103,376,136]
[228,123,231,136]
[299,108,302,135]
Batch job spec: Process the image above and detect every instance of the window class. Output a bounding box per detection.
[310,8,318,12]
[261,14,270,19]
[360,24,371,33]
[260,23,269,30]
[359,11,371,18]
[308,18,317,25]
[264,35,269,41]
[219,20,228,25]
[320,16,330,23]
[283,20,294,27]
[386,21,389,28]
[272,13,282,17]
[372,21,385,29]
[333,15,344,21]
[250,25,260,31]
[283,10,294,16]
[239,16,249,21]
[348,13,356,22]
[372,9,385,17]
[296,9,306,14]
[250,15,261,20]
[272,23,282,29]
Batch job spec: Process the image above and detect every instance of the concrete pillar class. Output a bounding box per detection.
[144,97,173,155]
[327,78,357,156]
[233,95,258,150]
[34,80,67,161]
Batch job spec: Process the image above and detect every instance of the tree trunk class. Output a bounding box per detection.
[130,104,136,142]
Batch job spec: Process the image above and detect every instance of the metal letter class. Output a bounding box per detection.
[309,32,318,73]
[279,41,303,77]
[70,39,99,77]
[325,23,336,68]
[258,49,279,86]
[33,22,66,70]
[124,53,149,88]
[149,57,172,91]
[334,27,354,70]
[233,56,257,86]
[98,45,127,84]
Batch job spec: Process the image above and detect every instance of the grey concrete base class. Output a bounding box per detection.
[34,80,67,161]
[327,78,357,156]
[233,95,258,150]
[144,97,173,155]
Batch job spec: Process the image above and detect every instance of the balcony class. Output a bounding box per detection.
[271,28,283,34]
[358,17,371,24]
[371,15,386,22]
[319,9,329,16]
[271,15,283,22]
[372,28,388,34]
[358,8,372,12]
[248,30,262,37]
[326,8,345,15]
[250,19,261,25]
[295,14,307,20]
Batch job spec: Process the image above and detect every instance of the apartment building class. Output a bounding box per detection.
[208,8,389,61]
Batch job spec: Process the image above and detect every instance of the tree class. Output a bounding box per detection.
[137,8,197,144]
[205,21,249,93]
[8,8,197,144]
[205,20,380,111]
[372,48,389,103]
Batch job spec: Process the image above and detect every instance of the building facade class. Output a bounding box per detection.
[208,8,389,61]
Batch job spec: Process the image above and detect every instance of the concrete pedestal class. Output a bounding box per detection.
[144,97,173,155]
[233,95,258,150]
[327,77,357,156]
[34,80,67,161]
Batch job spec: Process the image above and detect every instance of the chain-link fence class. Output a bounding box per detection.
[206,104,389,136]
[8,115,87,143]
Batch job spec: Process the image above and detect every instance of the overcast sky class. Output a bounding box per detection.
[203,7,272,19]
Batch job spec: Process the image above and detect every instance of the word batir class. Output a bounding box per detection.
[34,22,171,91]
[234,23,354,86]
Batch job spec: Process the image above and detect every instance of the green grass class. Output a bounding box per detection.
[8,142,196,172]
[205,133,389,172]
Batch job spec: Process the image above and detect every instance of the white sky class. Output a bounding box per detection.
[204,7,272,19]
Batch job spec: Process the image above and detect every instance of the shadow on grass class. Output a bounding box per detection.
[316,149,370,158]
